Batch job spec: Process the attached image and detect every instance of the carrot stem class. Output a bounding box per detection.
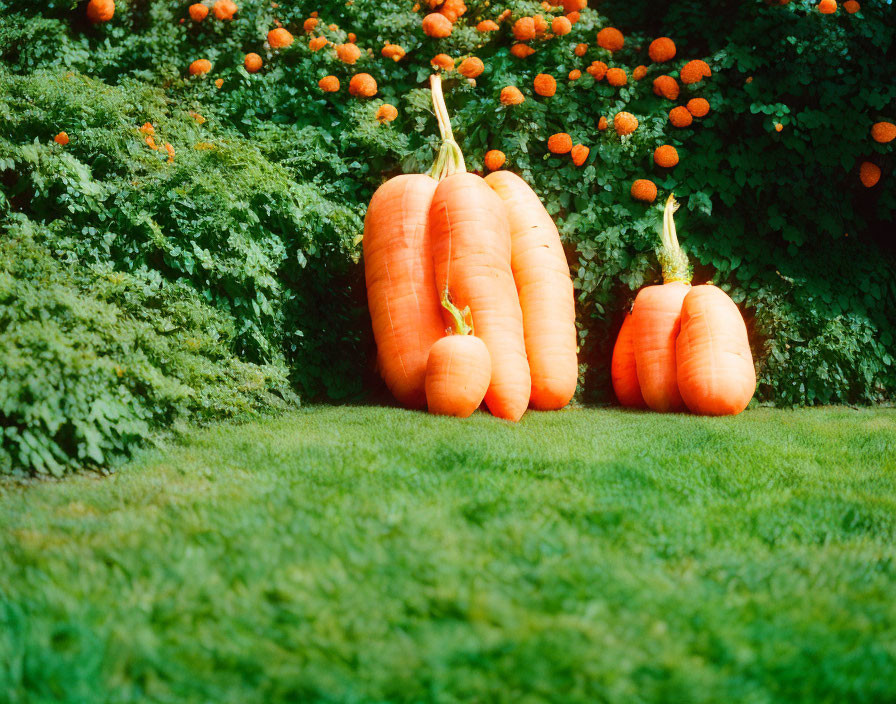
[658,193,691,284]
[440,289,473,336]
[430,74,467,179]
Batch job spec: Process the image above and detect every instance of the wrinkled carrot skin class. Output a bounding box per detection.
[611,311,646,408]
[631,282,690,412]
[430,172,531,421]
[363,174,445,408]
[425,335,491,417]
[485,170,578,410]
[676,285,756,415]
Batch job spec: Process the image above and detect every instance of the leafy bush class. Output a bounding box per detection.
[1,0,894,473]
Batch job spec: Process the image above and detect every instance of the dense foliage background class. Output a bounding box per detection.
[1,0,894,474]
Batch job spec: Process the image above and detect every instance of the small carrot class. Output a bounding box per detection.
[425,292,491,418]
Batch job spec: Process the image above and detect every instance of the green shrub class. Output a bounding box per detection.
[0,0,894,473]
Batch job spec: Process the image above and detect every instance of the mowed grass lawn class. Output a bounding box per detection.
[2,406,895,704]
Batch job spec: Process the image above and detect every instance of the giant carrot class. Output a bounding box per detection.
[363,175,444,408]
[610,311,646,408]
[428,75,531,421]
[484,170,578,410]
[677,283,756,415]
[630,195,690,412]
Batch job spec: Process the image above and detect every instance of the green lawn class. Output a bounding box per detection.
[2,406,895,703]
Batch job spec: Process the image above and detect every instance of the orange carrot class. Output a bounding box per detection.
[428,76,530,421]
[677,285,756,415]
[610,311,646,408]
[485,170,577,410]
[425,292,491,417]
[630,195,690,412]
[363,174,445,409]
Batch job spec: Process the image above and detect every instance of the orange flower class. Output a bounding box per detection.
[309,36,328,51]
[303,17,318,32]
[328,23,338,31]
[598,116,608,131]
[188,3,209,21]
[548,133,573,154]
[189,59,212,75]
[571,144,589,166]
[534,73,557,97]
[552,16,572,36]
[533,14,548,35]
[139,122,155,135]
[513,17,536,41]
[669,106,693,127]
[476,20,499,32]
[145,134,159,150]
[381,44,405,61]
[566,11,580,24]
[632,65,648,80]
[457,56,484,78]
[422,13,453,37]
[349,73,377,97]
[631,179,657,202]
[318,75,340,92]
[648,37,676,63]
[569,69,582,81]
[348,33,357,43]
[54,131,69,145]
[336,43,361,64]
[511,44,536,58]
[376,104,398,123]
[562,0,586,9]
[497,9,511,22]
[614,111,638,136]
[654,145,679,168]
[164,142,175,163]
[859,161,880,187]
[214,78,224,88]
[680,59,711,85]
[606,67,627,87]
[686,97,710,117]
[188,110,205,124]
[574,43,588,57]
[774,122,784,132]
[268,28,294,48]
[586,60,607,80]
[431,53,455,71]
[652,75,680,100]
[843,0,860,12]
[871,121,896,144]
[484,150,506,171]
[244,53,263,73]
[500,86,525,105]
[818,0,837,13]
[212,0,237,20]
[596,27,624,52]
[440,0,467,22]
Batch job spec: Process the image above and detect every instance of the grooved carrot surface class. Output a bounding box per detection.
[363,174,445,408]
[425,335,492,417]
[611,311,646,408]
[430,173,530,421]
[677,285,756,415]
[631,282,690,412]
[485,170,578,410]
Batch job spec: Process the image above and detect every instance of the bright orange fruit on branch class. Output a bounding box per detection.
[86,0,115,22]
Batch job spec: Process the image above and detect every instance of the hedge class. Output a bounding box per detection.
[0,0,893,474]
